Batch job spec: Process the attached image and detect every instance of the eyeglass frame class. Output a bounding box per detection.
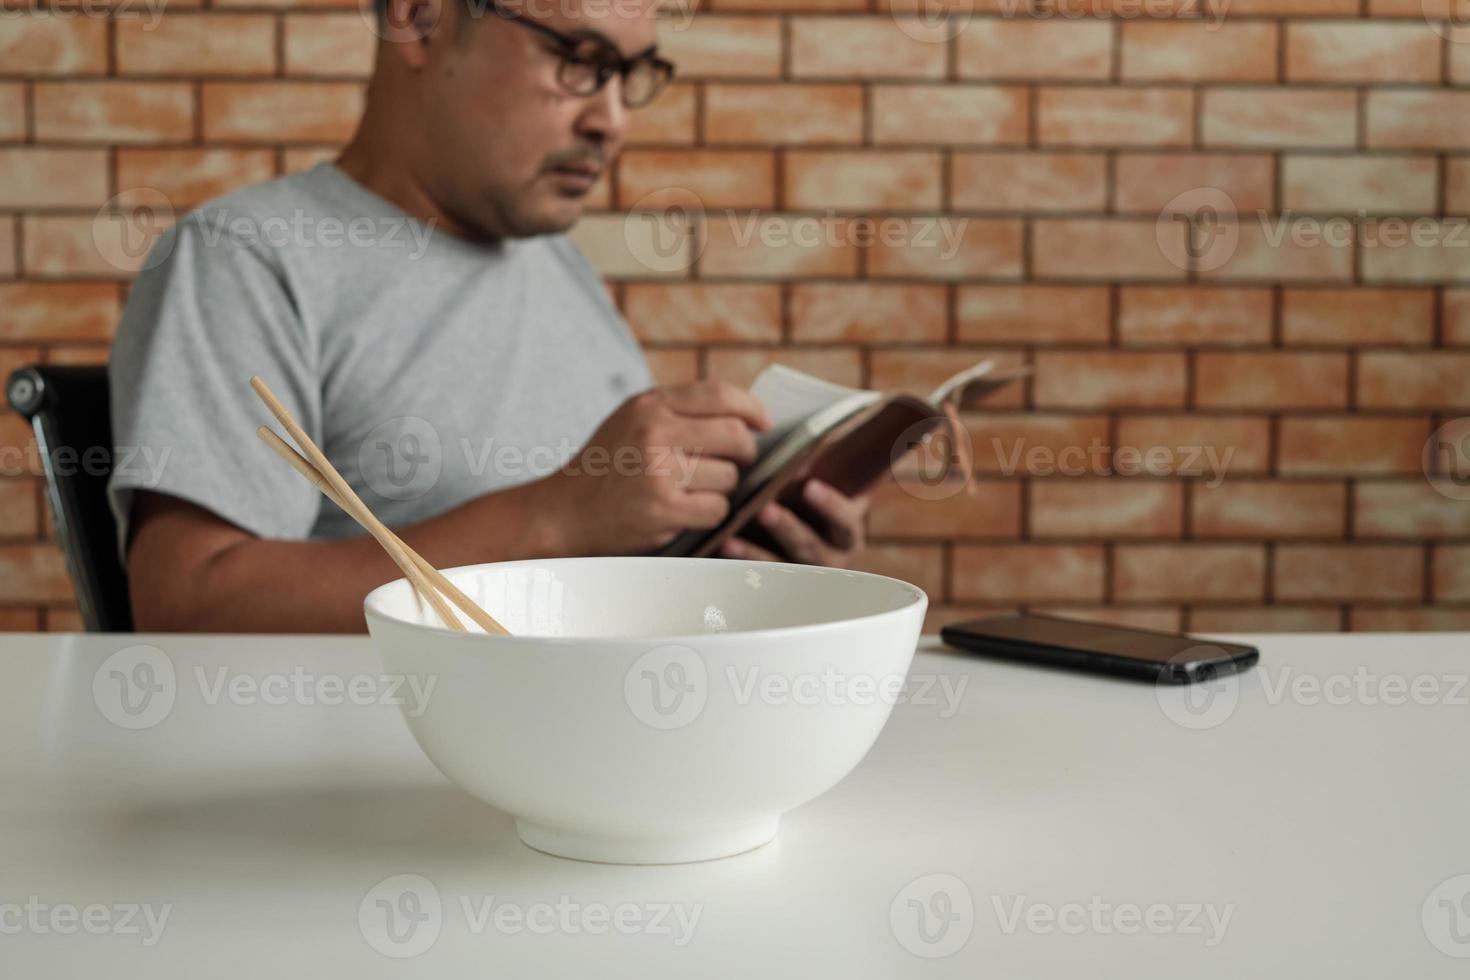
[485,0,676,108]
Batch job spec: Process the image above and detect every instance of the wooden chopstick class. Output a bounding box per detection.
[248,376,473,632]
[256,425,509,635]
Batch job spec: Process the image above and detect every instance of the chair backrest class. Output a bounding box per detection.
[6,365,133,632]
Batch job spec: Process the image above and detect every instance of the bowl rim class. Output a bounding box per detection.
[363,555,928,647]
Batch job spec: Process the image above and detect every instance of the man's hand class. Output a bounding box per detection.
[718,479,870,568]
[540,380,773,556]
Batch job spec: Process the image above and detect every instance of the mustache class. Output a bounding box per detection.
[542,147,605,172]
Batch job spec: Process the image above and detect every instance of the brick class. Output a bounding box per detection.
[786,151,941,211]
[116,13,276,75]
[643,348,699,385]
[1032,219,1189,281]
[1448,290,1470,345]
[0,84,23,140]
[1114,415,1271,475]
[1118,287,1272,346]
[952,152,1107,212]
[1358,352,1470,409]
[1038,87,1193,147]
[0,217,14,277]
[1278,417,1429,476]
[1114,152,1275,214]
[1229,0,1357,12]
[0,149,108,209]
[0,478,38,539]
[283,12,378,77]
[790,16,947,79]
[711,0,863,9]
[953,544,1105,602]
[1276,545,1423,601]
[623,283,781,342]
[1361,221,1470,284]
[791,283,947,343]
[970,414,1111,476]
[23,215,172,279]
[1121,21,1278,82]
[0,283,120,341]
[34,82,194,143]
[868,218,1023,280]
[44,607,86,632]
[116,148,278,210]
[1033,351,1187,408]
[1114,544,1266,602]
[1281,156,1437,215]
[1195,351,1348,410]
[0,13,107,75]
[0,544,74,604]
[42,345,110,366]
[1357,482,1470,538]
[869,480,1021,539]
[1449,158,1470,215]
[282,146,340,173]
[569,214,688,279]
[655,15,781,78]
[1031,480,1183,538]
[618,150,774,209]
[1281,288,1435,346]
[704,347,862,388]
[1188,606,1343,633]
[1286,22,1441,83]
[700,213,858,278]
[872,85,1030,146]
[0,608,42,632]
[202,82,364,142]
[1367,91,1470,150]
[852,543,946,599]
[1202,89,1357,149]
[1192,481,1346,538]
[1349,607,1470,631]
[1434,545,1470,601]
[215,0,355,7]
[955,18,1112,80]
[1453,27,1470,86]
[705,84,863,144]
[957,285,1109,343]
[1198,220,1355,283]
[870,349,1025,405]
[626,82,695,145]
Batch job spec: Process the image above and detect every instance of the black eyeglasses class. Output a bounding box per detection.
[488,0,675,108]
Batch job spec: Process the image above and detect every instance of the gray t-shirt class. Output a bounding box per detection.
[107,162,653,561]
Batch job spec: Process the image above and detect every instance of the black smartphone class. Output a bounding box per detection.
[939,613,1259,684]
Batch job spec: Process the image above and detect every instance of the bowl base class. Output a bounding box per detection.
[515,815,780,865]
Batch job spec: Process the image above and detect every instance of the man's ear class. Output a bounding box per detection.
[382,0,446,63]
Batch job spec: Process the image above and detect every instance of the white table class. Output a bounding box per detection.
[1,631,1466,977]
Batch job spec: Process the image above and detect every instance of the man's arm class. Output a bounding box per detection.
[127,479,567,633]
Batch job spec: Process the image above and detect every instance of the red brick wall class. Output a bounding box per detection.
[2,0,1469,632]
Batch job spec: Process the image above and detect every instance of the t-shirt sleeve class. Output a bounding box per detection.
[107,213,324,563]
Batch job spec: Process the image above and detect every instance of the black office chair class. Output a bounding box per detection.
[6,365,133,632]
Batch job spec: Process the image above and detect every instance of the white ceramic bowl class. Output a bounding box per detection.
[364,556,927,864]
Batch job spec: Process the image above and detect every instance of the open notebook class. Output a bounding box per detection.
[658,360,1027,559]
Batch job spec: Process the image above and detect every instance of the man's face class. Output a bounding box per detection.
[407,0,660,239]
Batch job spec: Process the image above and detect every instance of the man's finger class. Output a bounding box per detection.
[672,415,760,466]
[757,501,830,566]
[802,479,865,551]
[663,380,772,432]
[720,535,782,563]
[679,457,739,494]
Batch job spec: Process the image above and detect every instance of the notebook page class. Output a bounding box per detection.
[750,365,872,457]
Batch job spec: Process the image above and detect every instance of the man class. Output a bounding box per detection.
[109,0,871,632]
